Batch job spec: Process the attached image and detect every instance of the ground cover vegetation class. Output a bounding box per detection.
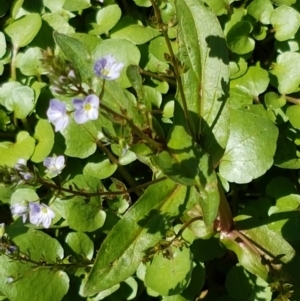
[0,0,300,300]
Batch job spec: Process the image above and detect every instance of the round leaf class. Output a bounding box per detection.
[11,189,39,206]
[227,21,255,54]
[93,39,141,88]
[0,131,35,167]
[144,246,193,296]
[62,119,98,159]
[247,0,274,24]
[65,232,94,260]
[0,31,6,58]
[270,52,300,94]
[83,154,118,179]
[89,5,122,35]
[63,0,91,11]
[270,6,300,41]
[219,109,278,184]
[287,104,300,129]
[31,119,55,163]
[4,13,42,48]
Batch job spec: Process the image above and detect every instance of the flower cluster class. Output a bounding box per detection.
[47,55,123,133]
[10,201,55,229]
[43,155,65,178]
[0,159,33,185]
[47,94,99,132]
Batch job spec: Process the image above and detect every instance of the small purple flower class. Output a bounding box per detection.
[14,159,33,182]
[47,99,70,132]
[43,155,65,178]
[10,201,29,223]
[94,55,124,80]
[73,94,99,124]
[29,203,55,228]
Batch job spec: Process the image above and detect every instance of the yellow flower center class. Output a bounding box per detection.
[84,103,91,111]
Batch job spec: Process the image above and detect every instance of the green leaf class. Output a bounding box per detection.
[270,5,300,41]
[287,105,300,129]
[153,126,219,225]
[63,0,90,11]
[83,153,118,179]
[93,39,140,88]
[54,32,93,83]
[227,21,255,54]
[62,119,97,159]
[82,179,188,295]
[264,92,286,109]
[230,65,269,102]
[16,47,45,76]
[175,0,230,163]
[144,246,193,296]
[0,230,68,301]
[4,13,42,48]
[65,232,94,260]
[110,16,160,45]
[247,0,274,24]
[0,131,35,167]
[132,0,151,7]
[11,189,39,206]
[55,175,106,232]
[0,31,6,58]
[43,12,75,34]
[0,82,35,118]
[225,265,252,300]
[31,119,55,163]
[204,0,229,16]
[89,5,122,35]
[219,109,278,184]
[269,52,300,94]
[44,0,65,12]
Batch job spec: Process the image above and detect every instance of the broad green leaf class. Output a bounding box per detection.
[54,32,93,83]
[16,47,45,76]
[93,38,140,88]
[230,65,269,102]
[65,232,94,260]
[89,5,122,35]
[204,0,229,16]
[108,277,138,300]
[83,153,118,179]
[220,232,269,280]
[287,104,300,129]
[269,52,300,94]
[225,265,272,301]
[0,31,6,58]
[227,21,255,54]
[63,0,90,11]
[54,175,106,232]
[235,216,295,264]
[62,119,97,159]
[44,0,66,12]
[11,189,39,206]
[264,92,286,109]
[133,0,151,7]
[110,16,160,45]
[247,0,274,24]
[152,126,219,225]
[31,119,55,163]
[43,12,75,34]
[82,179,188,295]
[0,131,35,167]
[225,265,252,300]
[0,82,35,118]
[69,33,101,54]
[270,6,300,41]
[175,0,230,164]
[229,56,247,79]
[219,109,278,184]
[0,109,10,131]
[144,246,193,296]
[4,13,42,48]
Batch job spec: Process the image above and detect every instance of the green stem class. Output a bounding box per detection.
[10,45,19,81]
[139,68,177,86]
[283,95,300,105]
[150,0,195,139]
[218,182,233,233]
[21,118,32,134]
[101,103,165,149]
[38,174,167,198]
[100,79,106,99]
